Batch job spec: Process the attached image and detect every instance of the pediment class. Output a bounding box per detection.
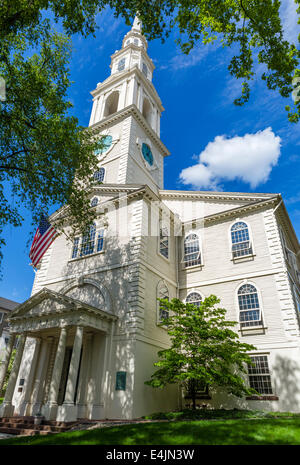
[9,288,116,322]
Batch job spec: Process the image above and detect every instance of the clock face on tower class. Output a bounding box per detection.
[141,143,153,166]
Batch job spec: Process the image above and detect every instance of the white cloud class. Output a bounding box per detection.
[179,127,281,190]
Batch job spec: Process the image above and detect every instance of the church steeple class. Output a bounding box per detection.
[88,16,170,191]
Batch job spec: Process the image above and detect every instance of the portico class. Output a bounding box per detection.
[0,288,117,422]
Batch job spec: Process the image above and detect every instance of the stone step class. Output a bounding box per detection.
[0,426,52,436]
[0,416,78,436]
[0,423,69,432]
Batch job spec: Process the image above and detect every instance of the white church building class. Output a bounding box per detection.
[1,18,300,422]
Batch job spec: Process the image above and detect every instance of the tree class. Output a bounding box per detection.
[0,18,104,272]
[145,296,257,409]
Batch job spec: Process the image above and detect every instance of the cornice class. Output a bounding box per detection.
[160,189,278,203]
[89,104,170,157]
[275,200,300,251]
[182,197,279,227]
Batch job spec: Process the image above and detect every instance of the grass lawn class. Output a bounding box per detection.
[1,417,300,445]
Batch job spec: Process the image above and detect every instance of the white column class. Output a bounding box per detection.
[0,334,26,417]
[89,98,98,126]
[19,338,41,416]
[0,334,16,394]
[30,338,51,415]
[96,94,105,121]
[76,332,92,418]
[128,77,138,107]
[118,81,127,111]
[57,326,83,422]
[64,326,83,404]
[43,327,67,420]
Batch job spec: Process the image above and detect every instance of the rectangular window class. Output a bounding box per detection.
[0,312,3,323]
[159,225,169,259]
[97,229,105,252]
[248,355,273,395]
[72,237,80,259]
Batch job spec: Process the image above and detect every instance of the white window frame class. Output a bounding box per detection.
[182,231,203,269]
[158,220,170,261]
[235,281,264,329]
[70,224,105,261]
[247,354,273,395]
[229,219,254,260]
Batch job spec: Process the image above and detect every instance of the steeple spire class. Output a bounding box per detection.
[122,15,147,51]
[132,15,142,32]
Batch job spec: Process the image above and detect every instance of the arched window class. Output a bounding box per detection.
[94,167,105,183]
[238,284,262,327]
[186,292,202,308]
[157,281,169,323]
[71,224,105,259]
[231,221,253,258]
[183,233,201,267]
[103,91,119,117]
[159,222,169,259]
[142,97,152,126]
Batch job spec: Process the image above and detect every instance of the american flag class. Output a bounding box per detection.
[29,215,58,268]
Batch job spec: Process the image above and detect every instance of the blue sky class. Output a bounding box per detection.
[1,4,299,303]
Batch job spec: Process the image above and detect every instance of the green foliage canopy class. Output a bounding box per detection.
[0,0,299,269]
[0,17,104,270]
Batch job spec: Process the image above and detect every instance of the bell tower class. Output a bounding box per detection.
[88,16,170,192]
